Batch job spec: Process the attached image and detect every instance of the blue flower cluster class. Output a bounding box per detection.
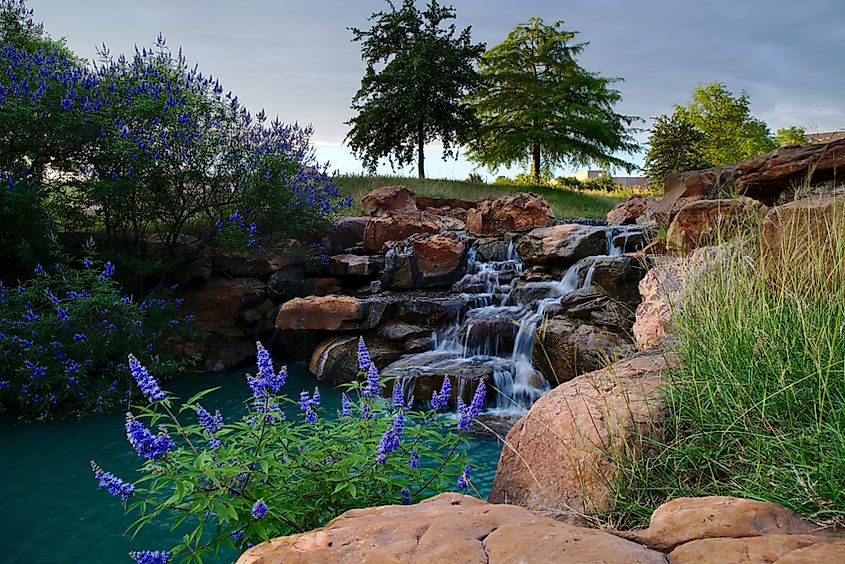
[430,377,451,411]
[128,550,171,564]
[125,413,174,460]
[196,404,223,449]
[91,461,135,501]
[128,354,166,402]
[457,381,486,431]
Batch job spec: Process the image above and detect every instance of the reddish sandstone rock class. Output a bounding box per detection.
[360,185,417,217]
[308,335,404,385]
[664,166,735,198]
[621,496,819,552]
[362,210,462,252]
[734,138,845,203]
[275,295,365,331]
[328,254,383,277]
[761,191,845,278]
[237,493,666,564]
[607,195,650,225]
[416,195,477,211]
[668,534,834,564]
[489,348,676,518]
[466,193,554,235]
[665,197,764,252]
[382,232,467,290]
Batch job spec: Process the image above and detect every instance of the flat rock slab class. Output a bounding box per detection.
[237,493,665,564]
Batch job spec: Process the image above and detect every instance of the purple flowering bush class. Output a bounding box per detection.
[1,1,350,282]
[92,339,483,562]
[0,256,196,419]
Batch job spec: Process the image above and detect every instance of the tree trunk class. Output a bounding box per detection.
[417,120,425,179]
[532,143,541,182]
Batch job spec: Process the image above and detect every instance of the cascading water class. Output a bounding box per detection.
[386,225,645,415]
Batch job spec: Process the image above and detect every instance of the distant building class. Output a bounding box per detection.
[805,131,845,144]
[572,169,648,187]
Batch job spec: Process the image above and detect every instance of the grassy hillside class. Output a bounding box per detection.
[334,174,639,220]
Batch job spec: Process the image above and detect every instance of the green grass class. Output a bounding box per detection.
[606,197,845,529]
[334,174,638,220]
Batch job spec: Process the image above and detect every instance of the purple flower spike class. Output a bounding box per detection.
[125,413,174,460]
[400,488,412,505]
[363,363,380,398]
[392,380,405,409]
[457,464,471,490]
[91,461,135,501]
[340,392,352,417]
[127,354,165,402]
[431,377,451,411]
[357,336,371,373]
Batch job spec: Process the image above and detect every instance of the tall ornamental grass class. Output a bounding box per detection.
[608,192,845,528]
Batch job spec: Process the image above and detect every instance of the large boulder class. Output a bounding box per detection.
[664,166,736,199]
[237,493,666,564]
[361,185,417,217]
[733,138,845,203]
[665,197,765,252]
[577,255,647,305]
[275,295,373,331]
[266,267,341,303]
[516,224,608,265]
[363,210,462,252]
[416,195,477,211]
[489,348,676,518]
[466,193,554,235]
[532,314,636,387]
[761,190,845,281]
[619,496,819,552]
[607,195,650,225]
[382,232,467,290]
[180,278,271,371]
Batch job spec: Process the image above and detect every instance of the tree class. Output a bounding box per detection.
[774,125,809,146]
[643,113,712,188]
[346,0,484,179]
[675,82,775,166]
[465,18,639,183]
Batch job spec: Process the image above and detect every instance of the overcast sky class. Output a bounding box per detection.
[28,0,845,179]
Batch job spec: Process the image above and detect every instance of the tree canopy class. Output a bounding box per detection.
[643,113,712,188]
[345,0,484,179]
[465,17,639,182]
[674,81,775,166]
[774,125,809,146]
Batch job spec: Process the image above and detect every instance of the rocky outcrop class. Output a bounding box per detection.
[664,166,736,199]
[516,224,607,266]
[381,232,467,290]
[577,255,647,305]
[275,295,369,331]
[532,314,636,387]
[237,493,666,564]
[466,193,554,235]
[489,348,676,518]
[239,493,839,564]
[363,210,462,252]
[416,195,477,211]
[761,190,844,277]
[361,185,417,216]
[734,138,845,203]
[607,195,650,225]
[180,278,272,371]
[665,197,765,252]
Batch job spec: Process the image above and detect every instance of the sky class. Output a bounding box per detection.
[28,0,845,180]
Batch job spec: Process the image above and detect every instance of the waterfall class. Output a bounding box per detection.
[382,226,641,415]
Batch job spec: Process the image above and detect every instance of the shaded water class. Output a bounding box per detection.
[0,365,503,563]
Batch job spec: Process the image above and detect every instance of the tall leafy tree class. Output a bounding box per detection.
[774,125,809,146]
[643,113,712,188]
[675,82,775,165]
[465,18,639,182]
[346,0,484,179]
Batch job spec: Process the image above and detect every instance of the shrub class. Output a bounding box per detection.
[91,340,482,562]
[607,208,845,528]
[0,254,196,419]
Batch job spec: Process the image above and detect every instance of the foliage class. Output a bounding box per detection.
[0,3,349,284]
[674,82,776,166]
[92,341,483,562]
[606,208,845,529]
[334,173,631,219]
[0,254,196,420]
[642,113,712,188]
[465,18,640,182]
[346,0,484,179]
[774,125,809,146]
